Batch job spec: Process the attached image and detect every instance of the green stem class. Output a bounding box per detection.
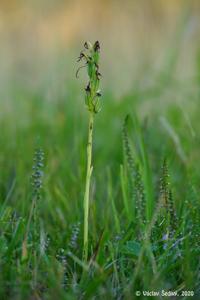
[83,111,94,262]
[22,196,36,260]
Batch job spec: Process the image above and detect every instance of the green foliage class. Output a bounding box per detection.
[121,240,141,257]
[0,40,200,299]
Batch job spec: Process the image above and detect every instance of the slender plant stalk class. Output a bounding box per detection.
[77,41,102,262]
[22,196,36,260]
[22,148,44,271]
[83,111,94,261]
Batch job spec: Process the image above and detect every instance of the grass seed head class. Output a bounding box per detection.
[31,148,44,200]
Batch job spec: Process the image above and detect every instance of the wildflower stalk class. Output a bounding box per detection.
[83,111,94,261]
[22,148,44,269]
[77,41,102,262]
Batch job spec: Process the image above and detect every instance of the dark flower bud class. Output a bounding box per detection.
[96,91,101,97]
[77,52,84,62]
[94,41,100,52]
[84,42,89,49]
[85,83,91,93]
[96,71,101,80]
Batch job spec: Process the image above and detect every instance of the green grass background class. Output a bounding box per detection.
[0,3,200,299]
